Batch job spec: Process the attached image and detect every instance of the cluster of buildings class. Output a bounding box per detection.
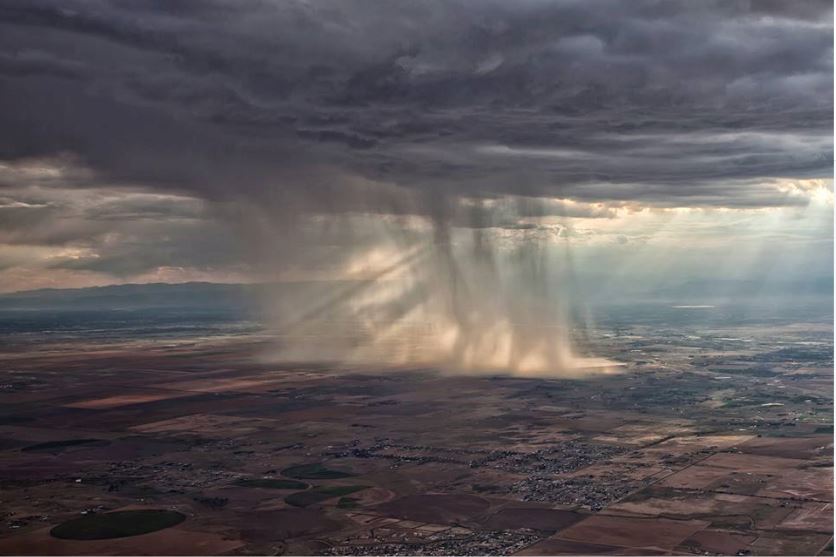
[324,438,624,476]
[510,475,643,511]
[323,529,541,556]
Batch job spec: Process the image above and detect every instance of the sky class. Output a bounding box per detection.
[0,0,832,296]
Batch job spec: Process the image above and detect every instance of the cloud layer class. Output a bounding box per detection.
[1,0,831,206]
[0,0,832,289]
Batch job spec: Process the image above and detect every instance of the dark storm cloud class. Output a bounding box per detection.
[0,0,831,212]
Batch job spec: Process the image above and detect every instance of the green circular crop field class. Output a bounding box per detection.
[281,463,353,479]
[50,510,186,540]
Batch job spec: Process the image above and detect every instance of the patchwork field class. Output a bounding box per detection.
[0,317,831,555]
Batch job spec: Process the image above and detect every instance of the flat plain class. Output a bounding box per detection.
[0,305,832,555]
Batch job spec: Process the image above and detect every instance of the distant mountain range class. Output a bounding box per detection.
[0,282,257,311]
[0,276,830,313]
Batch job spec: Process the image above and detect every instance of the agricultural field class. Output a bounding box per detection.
[0,306,832,555]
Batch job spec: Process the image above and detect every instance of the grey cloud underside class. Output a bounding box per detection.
[0,0,832,213]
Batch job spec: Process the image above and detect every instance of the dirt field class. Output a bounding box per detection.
[554,515,710,551]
